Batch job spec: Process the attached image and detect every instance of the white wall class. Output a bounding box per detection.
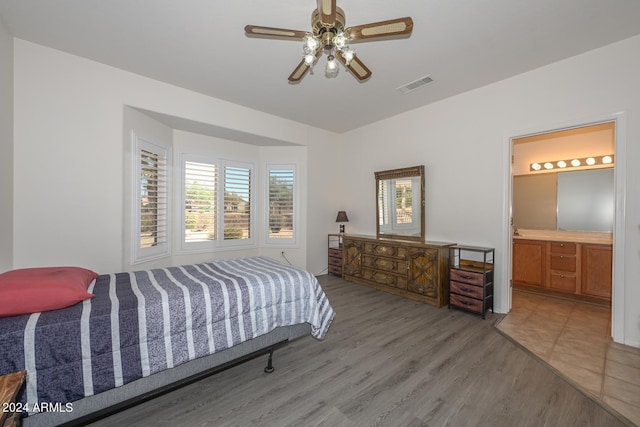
[11,34,640,347]
[0,19,13,272]
[305,131,348,275]
[342,35,640,347]
[13,39,340,274]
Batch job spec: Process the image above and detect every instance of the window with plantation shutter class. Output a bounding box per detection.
[184,160,217,243]
[223,163,252,241]
[133,135,170,263]
[267,166,295,242]
[378,179,389,226]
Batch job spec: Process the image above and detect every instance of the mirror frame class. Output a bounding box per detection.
[375,165,425,242]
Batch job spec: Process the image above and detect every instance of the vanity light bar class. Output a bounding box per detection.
[530,154,614,172]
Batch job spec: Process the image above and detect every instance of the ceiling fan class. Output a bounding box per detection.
[245,0,413,82]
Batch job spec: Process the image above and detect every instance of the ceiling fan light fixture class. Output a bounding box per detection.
[245,2,413,82]
[325,54,339,77]
[303,34,320,54]
[304,53,317,65]
[342,48,355,65]
[333,32,348,50]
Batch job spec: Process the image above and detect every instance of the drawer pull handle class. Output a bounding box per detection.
[560,275,564,278]
[461,287,472,293]
[560,255,564,258]
[459,275,473,280]
[560,243,564,247]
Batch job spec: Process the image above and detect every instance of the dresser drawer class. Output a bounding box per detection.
[450,293,483,314]
[550,242,576,255]
[550,272,577,292]
[550,254,576,272]
[450,269,484,286]
[450,280,483,299]
[363,242,408,259]
[363,268,407,289]
[363,255,406,273]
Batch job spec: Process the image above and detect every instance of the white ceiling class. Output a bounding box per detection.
[2,0,640,133]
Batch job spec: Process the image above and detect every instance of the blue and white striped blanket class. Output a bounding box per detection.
[0,256,334,410]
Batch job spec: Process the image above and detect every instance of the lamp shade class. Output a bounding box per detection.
[335,211,349,222]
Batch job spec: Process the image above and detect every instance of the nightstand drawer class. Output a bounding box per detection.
[328,254,342,267]
[328,264,342,276]
[450,269,484,286]
[328,247,342,256]
[450,280,483,299]
[450,293,483,313]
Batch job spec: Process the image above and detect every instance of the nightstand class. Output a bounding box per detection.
[328,234,344,276]
[449,245,494,319]
[0,370,26,427]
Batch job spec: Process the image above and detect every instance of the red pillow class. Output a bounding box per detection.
[0,267,98,317]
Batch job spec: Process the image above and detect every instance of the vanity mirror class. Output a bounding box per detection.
[513,168,614,232]
[375,165,425,241]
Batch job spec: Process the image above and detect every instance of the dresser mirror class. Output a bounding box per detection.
[375,165,425,241]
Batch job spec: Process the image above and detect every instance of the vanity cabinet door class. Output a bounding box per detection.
[512,240,546,288]
[581,244,612,298]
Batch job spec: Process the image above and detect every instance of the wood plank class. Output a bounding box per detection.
[87,275,626,426]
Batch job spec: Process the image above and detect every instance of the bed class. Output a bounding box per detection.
[0,256,335,426]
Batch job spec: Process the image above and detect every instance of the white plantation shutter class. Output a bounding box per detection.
[223,164,252,240]
[378,179,388,226]
[184,161,217,243]
[268,167,295,240]
[133,135,170,263]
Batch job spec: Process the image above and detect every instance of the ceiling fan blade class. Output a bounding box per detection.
[245,25,307,39]
[346,17,414,41]
[288,59,312,82]
[336,52,372,81]
[317,0,337,26]
[288,48,322,82]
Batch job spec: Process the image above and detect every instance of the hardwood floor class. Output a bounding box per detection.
[88,275,628,426]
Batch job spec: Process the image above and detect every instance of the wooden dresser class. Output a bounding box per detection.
[342,234,455,307]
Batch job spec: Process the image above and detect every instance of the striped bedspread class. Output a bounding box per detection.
[0,256,334,410]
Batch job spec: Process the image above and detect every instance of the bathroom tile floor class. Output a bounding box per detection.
[497,290,640,426]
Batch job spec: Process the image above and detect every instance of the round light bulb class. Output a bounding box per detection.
[531,163,541,171]
[342,48,355,65]
[303,34,319,54]
[586,157,596,166]
[326,55,337,70]
[544,162,554,170]
[602,155,613,164]
[333,33,348,50]
[557,160,567,168]
[304,54,316,65]
[571,159,581,167]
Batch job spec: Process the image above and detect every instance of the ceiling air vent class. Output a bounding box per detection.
[396,75,433,94]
